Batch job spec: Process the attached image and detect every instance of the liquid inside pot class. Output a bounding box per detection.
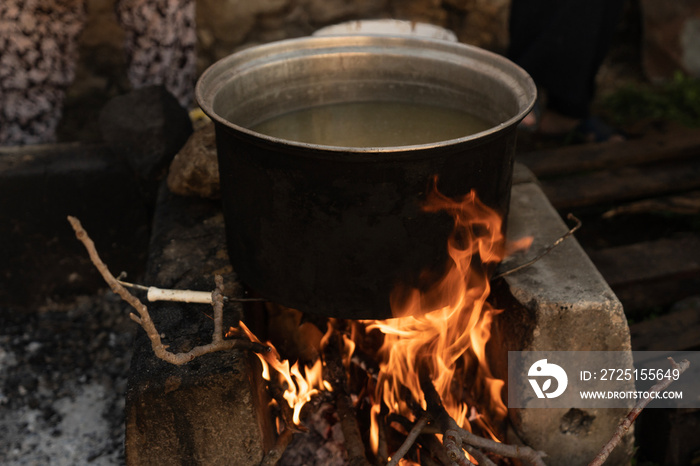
[250,101,491,147]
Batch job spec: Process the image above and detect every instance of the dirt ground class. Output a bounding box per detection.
[0,292,134,465]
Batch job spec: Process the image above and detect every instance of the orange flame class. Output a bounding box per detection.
[366,181,518,450]
[234,322,327,426]
[226,179,532,460]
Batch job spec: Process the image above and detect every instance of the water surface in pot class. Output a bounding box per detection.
[250,101,491,147]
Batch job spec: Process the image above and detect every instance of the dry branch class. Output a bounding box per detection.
[387,412,431,466]
[589,357,691,466]
[67,215,269,365]
[448,428,546,466]
[212,275,225,344]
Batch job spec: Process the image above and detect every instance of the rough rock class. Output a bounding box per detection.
[99,85,193,181]
[115,0,197,108]
[302,0,388,25]
[167,122,220,199]
[196,0,292,65]
[0,0,86,145]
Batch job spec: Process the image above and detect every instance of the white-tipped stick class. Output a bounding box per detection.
[146,287,213,304]
[68,215,270,365]
[118,280,214,304]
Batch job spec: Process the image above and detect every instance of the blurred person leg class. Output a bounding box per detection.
[508,0,627,138]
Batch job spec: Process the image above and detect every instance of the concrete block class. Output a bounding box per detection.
[126,349,273,466]
[490,176,634,466]
[125,186,275,465]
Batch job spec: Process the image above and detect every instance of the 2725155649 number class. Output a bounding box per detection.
[599,368,680,381]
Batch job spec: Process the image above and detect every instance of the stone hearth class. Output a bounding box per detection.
[124,163,633,466]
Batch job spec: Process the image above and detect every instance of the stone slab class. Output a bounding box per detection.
[490,178,634,466]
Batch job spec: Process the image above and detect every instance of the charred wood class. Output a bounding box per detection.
[323,330,370,466]
[419,369,547,466]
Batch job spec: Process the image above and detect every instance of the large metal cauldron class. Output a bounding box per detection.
[196,35,536,320]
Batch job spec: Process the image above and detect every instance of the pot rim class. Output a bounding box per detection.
[196,34,536,155]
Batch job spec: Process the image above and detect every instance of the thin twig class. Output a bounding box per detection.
[494,213,582,279]
[454,428,546,466]
[67,215,269,365]
[387,412,432,466]
[419,433,455,466]
[589,357,690,466]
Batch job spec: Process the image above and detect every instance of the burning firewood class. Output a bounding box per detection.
[322,328,370,466]
[68,179,676,466]
[260,428,295,466]
[418,370,547,466]
[386,412,432,466]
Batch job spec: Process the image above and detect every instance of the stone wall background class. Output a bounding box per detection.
[194,0,510,71]
[3,0,699,143]
[57,0,511,142]
[0,0,86,145]
[79,0,510,79]
[70,0,700,96]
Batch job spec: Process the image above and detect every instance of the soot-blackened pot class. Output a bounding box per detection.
[196,35,536,319]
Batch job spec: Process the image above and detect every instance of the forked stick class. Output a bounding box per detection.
[386,412,432,466]
[67,216,268,365]
[418,370,547,466]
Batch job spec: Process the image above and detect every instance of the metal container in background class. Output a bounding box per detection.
[196,35,536,319]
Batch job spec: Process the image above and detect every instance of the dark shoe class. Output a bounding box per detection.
[571,116,626,143]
